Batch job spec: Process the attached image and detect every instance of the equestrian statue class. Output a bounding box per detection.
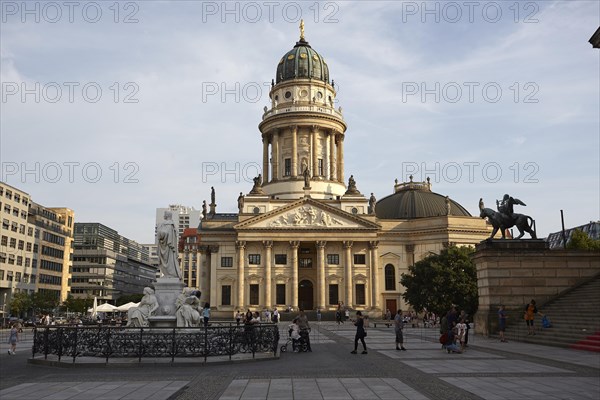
[479,194,537,239]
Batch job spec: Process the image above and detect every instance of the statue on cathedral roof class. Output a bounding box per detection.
[303,167,311,189]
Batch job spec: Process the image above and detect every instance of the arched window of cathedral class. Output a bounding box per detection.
[385,264,396,291]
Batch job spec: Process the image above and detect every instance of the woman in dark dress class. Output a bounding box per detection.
[351,311,367,354]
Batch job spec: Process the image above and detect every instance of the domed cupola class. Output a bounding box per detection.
[375,176,472,220]
[257,21,348,201]
[275,38,330,84]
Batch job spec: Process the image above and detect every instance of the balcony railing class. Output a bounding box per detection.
[262,104,343,120]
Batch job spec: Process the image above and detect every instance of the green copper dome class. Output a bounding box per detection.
[276,39,330,84]
[375,179,472,220]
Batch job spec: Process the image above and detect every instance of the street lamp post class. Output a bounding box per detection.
[2,293,7,328]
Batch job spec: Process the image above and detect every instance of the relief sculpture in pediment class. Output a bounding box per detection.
[269,206,344,227]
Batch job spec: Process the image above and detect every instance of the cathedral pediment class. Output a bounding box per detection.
[235,198,379,230]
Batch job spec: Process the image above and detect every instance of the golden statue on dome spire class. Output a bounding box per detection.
[299,19,305,41]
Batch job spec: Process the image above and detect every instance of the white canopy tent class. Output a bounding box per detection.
[88,303,118,313]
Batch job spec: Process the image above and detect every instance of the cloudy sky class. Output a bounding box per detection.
[1,0,598,243]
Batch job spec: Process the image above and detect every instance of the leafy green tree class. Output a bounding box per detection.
[116,293,143,306]
[400,246,478,317]
[31,291,60,314]
[9,292,32,317]
[567,229,600,250]
[63,294,94,314]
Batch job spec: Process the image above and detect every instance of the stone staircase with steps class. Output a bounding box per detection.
[503,273,600,352]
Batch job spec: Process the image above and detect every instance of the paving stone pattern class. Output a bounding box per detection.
[0,323,598,400]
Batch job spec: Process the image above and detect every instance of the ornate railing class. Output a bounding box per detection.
[32,323,279,363]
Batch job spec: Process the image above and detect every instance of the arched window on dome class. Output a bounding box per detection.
[385,264,396,291]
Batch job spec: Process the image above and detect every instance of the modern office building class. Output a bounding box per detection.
[546,221,600,249]
[72,223,157,303]
[28,203,75,302]
[178,228,202,290]
[1,182,74,308]
[155,205,201,239]
[0,183,36,309]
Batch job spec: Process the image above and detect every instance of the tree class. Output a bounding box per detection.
[63,294,94,314]
[31,291,60,314]
[400,246,478,317]
[567,229,600,250]
[9,292,32,317]
[116,293,143,306]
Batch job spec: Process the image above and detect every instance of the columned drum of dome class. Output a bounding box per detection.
[259,22,347,200]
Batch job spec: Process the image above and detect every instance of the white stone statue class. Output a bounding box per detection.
[176,288,201,327]
[127,287,159,327]
[157,210,182,279]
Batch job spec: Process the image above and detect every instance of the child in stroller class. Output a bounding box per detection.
[280,318,309,353]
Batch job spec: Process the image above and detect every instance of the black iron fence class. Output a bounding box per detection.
[32,323,279,363]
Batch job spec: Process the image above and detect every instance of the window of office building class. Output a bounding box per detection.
[248,254,261,265]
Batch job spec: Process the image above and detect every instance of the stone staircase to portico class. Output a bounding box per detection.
[503,273,600,352]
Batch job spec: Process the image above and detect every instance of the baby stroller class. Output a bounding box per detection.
[280,326,309,353]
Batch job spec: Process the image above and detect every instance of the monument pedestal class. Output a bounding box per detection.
[154,277,185,317]
[148,315,177,328]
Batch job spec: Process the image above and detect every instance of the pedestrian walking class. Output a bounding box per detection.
[202,303,211,327]
[498,305,508,342]
[351,311,367,354]
[8,323,19,355]
[394,310,407,351]
[317,308,322,323]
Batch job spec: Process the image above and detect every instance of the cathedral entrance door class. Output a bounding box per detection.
[298,280,314,311]
[386,299,397,314]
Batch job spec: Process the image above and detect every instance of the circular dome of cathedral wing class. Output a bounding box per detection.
[375,186,471,220]
[276,40,330,84]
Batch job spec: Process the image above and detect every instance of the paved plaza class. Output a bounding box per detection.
[0,323,598,400]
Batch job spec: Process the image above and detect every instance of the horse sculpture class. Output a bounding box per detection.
[480,207,537,239]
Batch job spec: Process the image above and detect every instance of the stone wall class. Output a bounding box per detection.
[472,240,600,336]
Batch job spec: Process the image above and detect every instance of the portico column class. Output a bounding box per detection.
[262,136,270,183]
[199,246,209,301]
[369,241,380,309]
[272,130,279,181]
[343,241,353,306]
[209,246,219,307]
[236,241,246,308]
[291,126,298,178]
[290,241,299,309]
[338,135,345,183]
[316,241,326,310]
[263,240,273,308]
[329,131,336,180]
[311,126,319,178]
[195,251,201,289]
